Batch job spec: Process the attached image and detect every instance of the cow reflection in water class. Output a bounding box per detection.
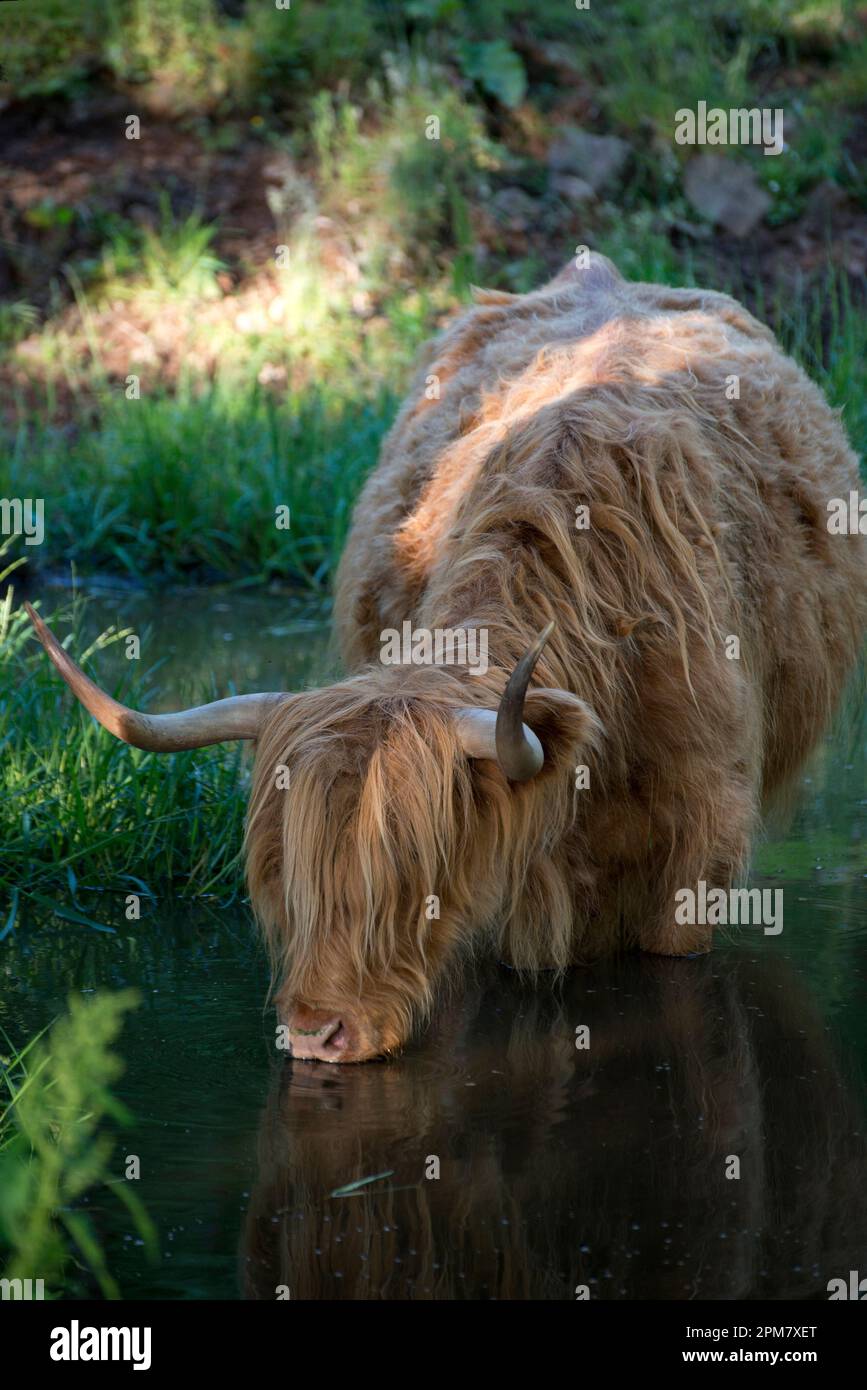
[242,953,867,1300]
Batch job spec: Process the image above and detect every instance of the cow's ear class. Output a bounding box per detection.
[469,286,520,305]
[543,253,623,294]
[521,688,602,775]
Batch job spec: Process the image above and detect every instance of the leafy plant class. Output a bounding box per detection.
[458,39,527,108]
[0,991,156,1299]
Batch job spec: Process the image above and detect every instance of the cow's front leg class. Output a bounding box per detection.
[635,854,749,958]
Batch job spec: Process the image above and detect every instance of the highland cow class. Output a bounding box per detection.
[27,254,867,1062]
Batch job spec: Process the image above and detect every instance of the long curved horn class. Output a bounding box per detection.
[24,602,283,751]
[455,621,554,782]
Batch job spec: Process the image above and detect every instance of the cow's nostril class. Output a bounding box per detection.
[317,1018,346,1053]
[323,1021,347,1052]
[288,1014,351,1062]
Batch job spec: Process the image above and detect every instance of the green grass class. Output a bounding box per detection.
[0,568,249,924]
[2,384,396,585]
[90,198,226,306]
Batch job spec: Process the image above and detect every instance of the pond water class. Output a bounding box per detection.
[3,588,866,1300]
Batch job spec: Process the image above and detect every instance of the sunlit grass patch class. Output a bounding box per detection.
[90,199,226,306]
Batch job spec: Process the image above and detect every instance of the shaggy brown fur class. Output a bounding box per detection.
[247,254,866,1061]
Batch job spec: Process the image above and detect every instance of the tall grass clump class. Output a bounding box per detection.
[0,382,396,585]
[91,199,226,306]
[770,271,867,468]
[0,568,249,927]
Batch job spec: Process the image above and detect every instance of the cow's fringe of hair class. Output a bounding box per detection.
[245,665,601,1052]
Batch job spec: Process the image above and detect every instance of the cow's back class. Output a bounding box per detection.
[335,257,866,807]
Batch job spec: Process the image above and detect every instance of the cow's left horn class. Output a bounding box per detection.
[24,603,283,751]
[455,621,554,782]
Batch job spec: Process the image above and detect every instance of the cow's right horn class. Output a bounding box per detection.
[25,603,284,751]
[455,621,554,782]
[494,620,555,780]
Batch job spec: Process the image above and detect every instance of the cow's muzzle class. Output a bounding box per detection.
[284,1005,376,1063]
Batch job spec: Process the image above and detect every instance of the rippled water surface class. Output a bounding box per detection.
[3,591,865,1299]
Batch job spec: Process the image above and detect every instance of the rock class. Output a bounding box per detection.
[490,187,540,232]
[547,128,630,193]
[683,154,771,238]
[548,173,596,204]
